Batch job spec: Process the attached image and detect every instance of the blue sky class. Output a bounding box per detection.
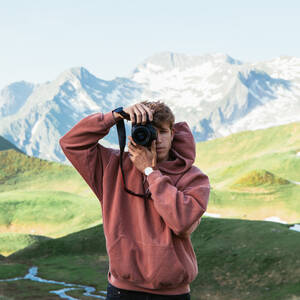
[0,0,299,90]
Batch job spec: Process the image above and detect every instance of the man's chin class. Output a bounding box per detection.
[157,154,168,163]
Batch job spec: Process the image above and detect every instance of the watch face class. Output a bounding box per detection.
[145,167,153,176]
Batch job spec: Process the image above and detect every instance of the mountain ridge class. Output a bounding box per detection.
[0,51,299,163]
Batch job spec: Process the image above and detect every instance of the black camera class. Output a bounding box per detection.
[113,106,157,199]
[113,106,157,148]
[131,121,157,147]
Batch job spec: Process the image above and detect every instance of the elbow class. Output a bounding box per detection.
[173,228,190,238]
[173,207,205,238]
[173,217,202,238]
[59,139,64,151]
[59,136,67,150]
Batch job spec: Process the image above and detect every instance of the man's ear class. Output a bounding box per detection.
[171,128,175,141]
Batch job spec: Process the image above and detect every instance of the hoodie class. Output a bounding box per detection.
[59,111,210,295]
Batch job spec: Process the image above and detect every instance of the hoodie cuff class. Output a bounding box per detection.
[103,111,118,128]
[146,169,163,185]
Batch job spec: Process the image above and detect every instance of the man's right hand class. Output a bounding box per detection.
[114,103,154,125]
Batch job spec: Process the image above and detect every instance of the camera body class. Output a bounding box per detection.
[131,122,157,147]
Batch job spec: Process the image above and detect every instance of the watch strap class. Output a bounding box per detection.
[113,107,130,120]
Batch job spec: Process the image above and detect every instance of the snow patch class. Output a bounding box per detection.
[146,63,164,72]
[264,216,287,224]
[204,212,221,218]
[289,179,300,185]
[289,224,300,232]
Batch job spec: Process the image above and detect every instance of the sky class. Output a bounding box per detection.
[0,0,299,90]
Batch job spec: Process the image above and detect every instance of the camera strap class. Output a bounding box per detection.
[116,119,149,200]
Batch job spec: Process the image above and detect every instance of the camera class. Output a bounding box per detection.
[131,121,157,147]
[113,106,157,148]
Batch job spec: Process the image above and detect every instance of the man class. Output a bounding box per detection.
[59,101,210,299]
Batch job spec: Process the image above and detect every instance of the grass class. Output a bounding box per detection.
[190,218,300,300]
[0,218,299,300]
[1,121,300,299]
[0,122,299,245]
[194,122,300,223]
[231,169,291,187]
[0,190,102,239]
[0,233,50,256]
[0,279,67,300]
[195,121,300,174]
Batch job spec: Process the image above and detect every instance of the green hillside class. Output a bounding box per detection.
[195,121,300,223]
[0,149,102,255]
[0,217,299,300]
[0,233,51,257]
[0,121,299,258]
[231,169,291,187]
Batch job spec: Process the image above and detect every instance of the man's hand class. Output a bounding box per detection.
[128,136,157,173]
[114,103,154,124]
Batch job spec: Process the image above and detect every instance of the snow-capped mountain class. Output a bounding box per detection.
[0,81,35,118]
[0,52,299,164]
[130,52,300,139]
[0,67,142,162]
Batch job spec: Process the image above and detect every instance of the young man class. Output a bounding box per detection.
[59,101,210,300]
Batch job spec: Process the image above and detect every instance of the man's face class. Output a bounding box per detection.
[152,122,175,163]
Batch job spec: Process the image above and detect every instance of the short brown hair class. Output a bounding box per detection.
[141,100,175,130]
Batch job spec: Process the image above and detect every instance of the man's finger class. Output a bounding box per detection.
[128,143,135,150]
[128,143,135,152]
[151,140,156,151]
[140,104,154,122]
[133,106,143,124]
[136,104,147,124]
[128,136,137,146]
[136,104,147,125]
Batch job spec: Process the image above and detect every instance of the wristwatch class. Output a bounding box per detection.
[144,167,154,176]
[113,107,130,120]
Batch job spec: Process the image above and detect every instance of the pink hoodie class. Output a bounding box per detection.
[59,111,210,295]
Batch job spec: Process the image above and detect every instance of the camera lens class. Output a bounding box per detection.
[132,126,150,146]
[136,130,147,142]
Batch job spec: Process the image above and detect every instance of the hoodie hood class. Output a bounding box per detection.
[157,121,195,175]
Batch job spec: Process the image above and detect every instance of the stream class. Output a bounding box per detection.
[0,266,107,299]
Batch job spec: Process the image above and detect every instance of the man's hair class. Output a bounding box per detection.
[141,100,175,130]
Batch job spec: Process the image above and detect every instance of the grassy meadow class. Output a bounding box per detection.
[0,121,300,299]
[195,121,300,223]
[0,149,102,255]
[0,218,299,300]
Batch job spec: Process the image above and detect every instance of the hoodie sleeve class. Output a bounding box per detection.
[59,111,118,202]
[147,167,210,238]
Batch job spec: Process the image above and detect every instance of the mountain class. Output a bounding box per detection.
[0,81,35,118]
[0,135,24,153]
[0,67,142,163]
[130,52,300,140]
[0,52,300,163]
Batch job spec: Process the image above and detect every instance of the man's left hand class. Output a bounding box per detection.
[128,136,157,173]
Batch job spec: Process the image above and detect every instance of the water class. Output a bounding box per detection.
[0,266,107,299]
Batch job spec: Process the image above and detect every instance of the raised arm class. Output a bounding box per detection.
[59,111,119,202]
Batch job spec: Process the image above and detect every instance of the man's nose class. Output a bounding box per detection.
[156,133,162,143]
